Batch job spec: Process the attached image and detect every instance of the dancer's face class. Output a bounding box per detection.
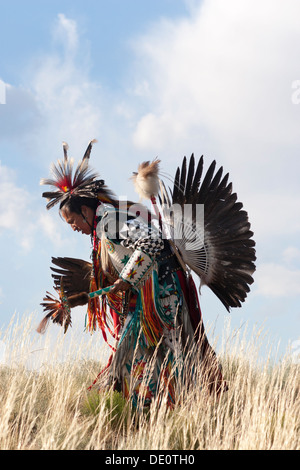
[61,205,94,235]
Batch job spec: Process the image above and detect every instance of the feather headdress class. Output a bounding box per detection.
[40,139,108,210]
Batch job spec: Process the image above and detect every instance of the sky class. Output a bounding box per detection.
[0,0,300,366]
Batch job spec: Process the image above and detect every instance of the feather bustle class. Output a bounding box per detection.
[159,154,256,311]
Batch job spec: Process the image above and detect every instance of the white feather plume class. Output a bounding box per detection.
[131,158,161,200]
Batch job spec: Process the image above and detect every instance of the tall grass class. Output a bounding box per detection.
[0,314,299,450]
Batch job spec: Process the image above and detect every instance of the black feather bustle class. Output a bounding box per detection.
[165,154,256,311]
[185,154,195,201]
[178,157,187,204]
[190,156,204,198]
[172,167,181,205]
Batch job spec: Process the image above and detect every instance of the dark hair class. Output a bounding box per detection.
[59,195,99,216]
[59,184,120,219]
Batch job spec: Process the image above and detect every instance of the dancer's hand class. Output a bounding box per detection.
[110,278,131,294]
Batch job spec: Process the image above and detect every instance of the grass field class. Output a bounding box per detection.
[0,315,299,450]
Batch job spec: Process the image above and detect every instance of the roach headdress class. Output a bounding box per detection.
[40,139,111,210]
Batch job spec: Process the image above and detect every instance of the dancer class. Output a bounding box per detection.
[38,140,256,408]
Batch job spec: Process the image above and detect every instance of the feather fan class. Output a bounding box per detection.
[37,257,93,334]
[50,257,92,296]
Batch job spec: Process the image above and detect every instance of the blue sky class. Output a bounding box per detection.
[0,0,300,364]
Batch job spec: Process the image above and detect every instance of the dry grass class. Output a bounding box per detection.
[0,315,299,450]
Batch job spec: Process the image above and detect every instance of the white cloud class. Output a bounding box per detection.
[0,162,37,253]
[254,245,300,299]
[0,162,70,253]
[282,247,300,266]
[0,13,127,258]
[132,0,300,153]
[127,0,300,256]
[133,112,188,150]
[0,14,102,154]
[54,14,79,55]
[246,192,300,240]
[27,13,104,158]
[255,262,300,298]
[39,212,66,248]
[0,162,29,231]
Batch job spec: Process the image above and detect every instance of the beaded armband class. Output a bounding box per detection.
[119,249,153,289]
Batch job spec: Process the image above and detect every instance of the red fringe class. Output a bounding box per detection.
[141,277,162,346]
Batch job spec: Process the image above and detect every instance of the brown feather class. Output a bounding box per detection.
[68,292,89,308]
